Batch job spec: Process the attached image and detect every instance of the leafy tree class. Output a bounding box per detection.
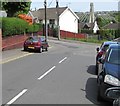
[96,17,111,28]
[2,1,31,17]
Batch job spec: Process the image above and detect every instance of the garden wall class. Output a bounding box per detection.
[2,34,30,51]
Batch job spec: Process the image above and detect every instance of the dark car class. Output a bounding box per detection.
[23,36,49,53]
[105,87,120,106]
[97,43,120,101]
[96,41,117,75]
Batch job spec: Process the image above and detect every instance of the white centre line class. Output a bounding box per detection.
[6,89,27,105]
[38,66,56,80]
[59,57,67,64]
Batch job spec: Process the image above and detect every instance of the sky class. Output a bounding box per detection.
[30,0,119,12]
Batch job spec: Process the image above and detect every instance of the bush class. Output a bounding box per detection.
[81,29,93,34]
[99,29,120,40]
[2,17,41,37]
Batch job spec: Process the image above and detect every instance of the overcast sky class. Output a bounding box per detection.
[30,0,119,12]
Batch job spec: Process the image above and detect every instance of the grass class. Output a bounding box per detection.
[64,38,108,44]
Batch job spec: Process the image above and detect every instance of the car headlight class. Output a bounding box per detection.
[104,75,119,86]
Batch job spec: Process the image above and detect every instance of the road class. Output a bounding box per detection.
[2,39,109,105]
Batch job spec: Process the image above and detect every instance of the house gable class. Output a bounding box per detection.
[59,7,79,20]
[59,8,79,33]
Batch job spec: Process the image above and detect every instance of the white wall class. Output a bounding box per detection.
[59,9,78,33]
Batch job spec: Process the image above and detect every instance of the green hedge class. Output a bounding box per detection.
[2,17,42,37]
[80,29,93,34]
[99,29,120,40]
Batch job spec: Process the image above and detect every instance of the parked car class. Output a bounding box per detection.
[96,41,117,75]
[23,36,49,53]
[97,43,120,101]
[105,87,120,106]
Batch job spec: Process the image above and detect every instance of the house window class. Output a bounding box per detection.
[49,19,55,24]
[39,19,43,23]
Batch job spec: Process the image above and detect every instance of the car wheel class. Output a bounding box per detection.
[96,63,98,75]
[97,85,103,101]
[39,47,42,53]
[24,46,27,51]
[45,47,48,51]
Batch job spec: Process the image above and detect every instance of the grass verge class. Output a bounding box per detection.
[64,38,108,44]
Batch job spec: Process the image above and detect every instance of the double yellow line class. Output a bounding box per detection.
[0,53,34,64]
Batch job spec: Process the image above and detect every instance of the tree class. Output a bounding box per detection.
[2,1,31,17]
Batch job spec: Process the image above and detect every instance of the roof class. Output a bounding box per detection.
[83,23,94,29]
[103,41,118,45]
[109,43,120,49]
[78,22,85,29]
[103,23,120,30]
[113,37,120,42]
[31,7,67,20]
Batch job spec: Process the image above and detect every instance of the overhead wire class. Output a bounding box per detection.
[48,0,54,7]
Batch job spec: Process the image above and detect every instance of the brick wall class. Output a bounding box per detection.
[60,30,86,39]
[2,34,29,51]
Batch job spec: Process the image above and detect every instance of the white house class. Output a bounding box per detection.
[93,21,99,33]
[28,7,79,33]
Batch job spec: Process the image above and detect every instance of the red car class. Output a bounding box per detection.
[23,36,49,53]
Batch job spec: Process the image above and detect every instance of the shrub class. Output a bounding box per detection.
[81,29,93,34]
[99,29,120,40]
[2,17,41,37]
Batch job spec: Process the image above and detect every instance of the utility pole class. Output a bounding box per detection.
[56,0,60,40]
[44,0,48,42]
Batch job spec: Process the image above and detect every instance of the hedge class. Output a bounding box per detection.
[99,29,120,40]
[2,17,42,37]
[80,29,93,34]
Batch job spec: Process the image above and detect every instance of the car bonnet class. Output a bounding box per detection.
[105,62,120,80]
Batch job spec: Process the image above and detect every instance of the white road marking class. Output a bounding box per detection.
[59,57,67,64]
[6,89,27,105]
[38,66,56,80]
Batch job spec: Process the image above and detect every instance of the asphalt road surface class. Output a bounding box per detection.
[2,39,110,105]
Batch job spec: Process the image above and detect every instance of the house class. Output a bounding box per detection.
[102,22,120,30]
[79,21,99,33]
[28,7,79,33]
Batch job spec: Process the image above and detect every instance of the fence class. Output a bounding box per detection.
[60,30,86,39]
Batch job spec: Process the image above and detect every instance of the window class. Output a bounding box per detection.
[49,19,55,24]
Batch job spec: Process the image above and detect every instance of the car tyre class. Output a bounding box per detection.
[39,47,42,53]
[24,46,27,51]
[96,63,98,75]
[45,47,48,51]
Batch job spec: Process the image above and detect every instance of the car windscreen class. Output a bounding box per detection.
[107,49,120,65]
[40,37,45,42]
[32,37,39,42]
[102,45,109,51]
